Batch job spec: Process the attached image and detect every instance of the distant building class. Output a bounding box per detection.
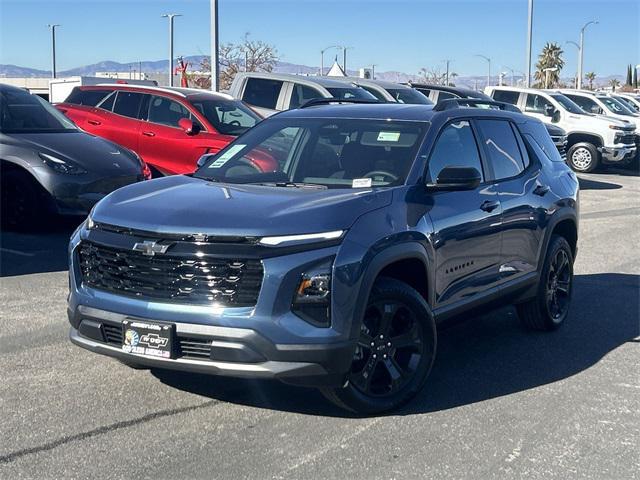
[0,77,49,98]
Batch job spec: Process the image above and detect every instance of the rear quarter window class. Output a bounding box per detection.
[65,88,112,106]
[242,78,283,109]
[492,90,520,105]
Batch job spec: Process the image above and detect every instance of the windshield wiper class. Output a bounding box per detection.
[243,181,328,189]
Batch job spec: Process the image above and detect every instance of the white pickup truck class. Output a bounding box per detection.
[486,86,637,172]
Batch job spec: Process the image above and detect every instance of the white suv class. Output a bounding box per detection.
[486,86,637,172]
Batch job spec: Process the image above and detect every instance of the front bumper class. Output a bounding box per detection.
[68,305,354,387]
[600,145,636,164]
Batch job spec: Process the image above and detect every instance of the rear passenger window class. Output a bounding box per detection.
[97,91,116,111]
[288,84,323,109]
[476,119,526,180]
[242,78,283,109]
[436,91,458,101]
[65,88,112,106]
[492,90,520,105]
[113,91,144,119]
[428,120,484,183]
[147,96,192,127]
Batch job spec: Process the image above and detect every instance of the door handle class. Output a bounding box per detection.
[87,120,101,126]
[142,131,156,137]
[534,184,550,196]
[480,200,500,212]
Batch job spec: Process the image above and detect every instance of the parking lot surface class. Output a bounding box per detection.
[1,170,638,480]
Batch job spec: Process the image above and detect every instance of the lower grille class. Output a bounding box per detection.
[616,133,636,145]
[98,322,213,360]
[78,241,263,306]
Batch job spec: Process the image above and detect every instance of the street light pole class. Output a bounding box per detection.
[577,20,598,90]
[161,13,182,87]
[210,0,219,91]
[566,40,580,88]
[47,24,60,79]
[320,45,339,76]
[443,59,452,86]
[543,67,558,89]
[475,54,491,88]
[526,0,533,87]
[340,46,353,74]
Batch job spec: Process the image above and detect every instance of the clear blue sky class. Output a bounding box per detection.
[0,0,637,77]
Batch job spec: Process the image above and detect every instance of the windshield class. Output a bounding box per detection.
[386,88,433,105]
[190,98,261,135]
[325,87,378,101]
[195,117,428,188]
[550,94,585,114]
[0,89,77,133]
[614,95,640,112]
[600,96,636,116]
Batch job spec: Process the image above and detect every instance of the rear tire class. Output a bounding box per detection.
[517,235,574,331]
[567,142,599,173]
[320,277,436,414]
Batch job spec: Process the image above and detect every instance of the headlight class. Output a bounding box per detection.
[259,230,344,247]
[608,124,626,130]
[85,207,96,230]
[292,262,333,327]
[39,152,87,175]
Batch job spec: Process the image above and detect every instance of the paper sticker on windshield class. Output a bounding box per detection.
[208,144,245,168]
[377,131,401,142]
[352,178,372,188]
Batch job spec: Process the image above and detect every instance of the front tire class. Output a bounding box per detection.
[517,235,574,331]
[0,169,45,230]
[567,142,599,173]
[321,277,436,414]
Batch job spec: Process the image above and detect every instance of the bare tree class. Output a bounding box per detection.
[197,33,278,90]
[418,67,446,85]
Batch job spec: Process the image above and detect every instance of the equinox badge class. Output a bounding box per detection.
[132,240,171,256]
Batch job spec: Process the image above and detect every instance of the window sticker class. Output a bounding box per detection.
[377,131,401,142]
[352,178,372,188]
[208,144,245,168]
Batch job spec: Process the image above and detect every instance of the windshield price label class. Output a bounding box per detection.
[209,144,246,168]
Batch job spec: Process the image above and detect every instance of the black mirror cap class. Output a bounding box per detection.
[544,104,556,117]
[431,166,482,190]
[196,153,214,168]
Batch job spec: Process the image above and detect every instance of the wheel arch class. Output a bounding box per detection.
[539,211,579,265]
[566,132,603,149]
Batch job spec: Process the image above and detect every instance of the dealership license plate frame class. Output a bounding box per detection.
[121,319,175,359]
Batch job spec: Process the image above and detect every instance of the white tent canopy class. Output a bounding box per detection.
[326,59,346,77]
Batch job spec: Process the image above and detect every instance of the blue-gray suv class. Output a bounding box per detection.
[68,98,579,413]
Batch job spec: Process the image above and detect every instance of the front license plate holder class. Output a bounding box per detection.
[121,319,175,359]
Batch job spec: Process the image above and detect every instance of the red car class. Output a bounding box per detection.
[56,85,264,175]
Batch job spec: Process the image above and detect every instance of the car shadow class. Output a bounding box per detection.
[0,217,83,277]
[577,177,622,190]
[152,272,639,418]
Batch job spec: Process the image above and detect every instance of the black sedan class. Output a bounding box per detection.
[0,84,150,229]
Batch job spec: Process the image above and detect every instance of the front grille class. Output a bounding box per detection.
[616,133,636,145]
[78,241,263,306]
[99,322,213,360]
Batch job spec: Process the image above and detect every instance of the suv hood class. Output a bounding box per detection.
[91,175,392,236]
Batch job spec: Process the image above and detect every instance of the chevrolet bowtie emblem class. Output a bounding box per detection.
[132,240,171,256]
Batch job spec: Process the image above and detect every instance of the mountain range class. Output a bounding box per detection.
[0,56,623,88]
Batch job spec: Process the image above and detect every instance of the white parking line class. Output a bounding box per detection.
[0,248,35,257]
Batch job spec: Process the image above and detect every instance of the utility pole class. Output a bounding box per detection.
[566,41,580,88]
[475,54,491,88]
[161,13,182,87]
[320,46,339,76]
[210,0,219,91]
[526,0,533,87]
[47,24,60,79]
[371,64,376,80]
[577,20,598,90]
[341,46,353,74]
[444,59,452,86]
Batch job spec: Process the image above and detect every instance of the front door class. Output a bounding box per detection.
[425,119,503,308]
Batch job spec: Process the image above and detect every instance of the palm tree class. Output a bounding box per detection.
[609,78,620,92]
[534,42,565,88]
[585,72,596,90]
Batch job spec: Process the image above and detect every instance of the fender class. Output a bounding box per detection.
[537,208,579,267]
[349,241,433,341]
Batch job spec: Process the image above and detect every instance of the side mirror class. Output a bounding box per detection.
[590,105,601,114]
[430,166,481,190]
[196,154,213,168]
[178,117,198,135]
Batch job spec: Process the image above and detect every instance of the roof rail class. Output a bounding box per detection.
[299,97,381,109]
[433,98,521,113]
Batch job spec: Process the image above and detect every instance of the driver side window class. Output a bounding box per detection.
[427,121,484,183]
[525,94,553,114]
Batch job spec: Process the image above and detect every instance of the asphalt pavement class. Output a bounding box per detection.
[1,169,638,480]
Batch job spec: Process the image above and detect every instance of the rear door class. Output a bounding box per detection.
[475,118,541,281]
[425,119,503,309]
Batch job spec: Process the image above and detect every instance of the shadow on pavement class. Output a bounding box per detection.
[0,217,83,277]
[152,272,639,418]
[577,177,622,190]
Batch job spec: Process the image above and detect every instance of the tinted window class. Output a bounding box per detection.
[436,91,458,101]
[288,84,323,109]
[525,94,553,114]
[0,89,77,133]
[565,94,600,114]
[147,96,191,127]
[600,96,635,116]
[361,86,388,102]
[113,91,144,119]
[415,88,431,97]
[97,91,116,111]
[65,88,112,106]
[325,87,377,100]
[242,78,283,109]
[476,119,525,180]
[427,120,484,183]
[492,90,520,105]
[549,94,584,114]
[190,98,260,135]
[523,124,563,162]
[386,88,432,104]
